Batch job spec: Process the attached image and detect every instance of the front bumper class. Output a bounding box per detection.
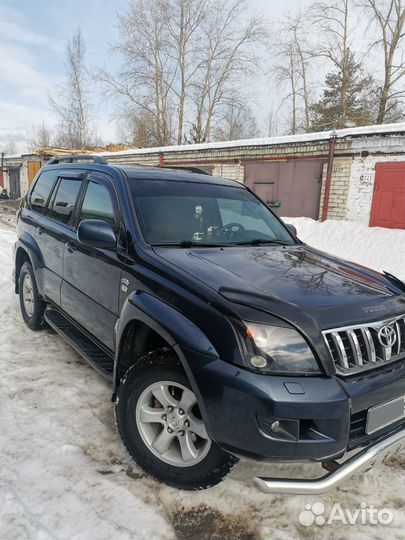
[182,348,405,463]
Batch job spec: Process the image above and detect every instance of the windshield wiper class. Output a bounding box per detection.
[233,238,289,246]
[151,241,230,248]
[151,239,291,248]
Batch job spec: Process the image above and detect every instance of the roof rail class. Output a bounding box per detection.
[163,166,211,175]
[47,155,107,165]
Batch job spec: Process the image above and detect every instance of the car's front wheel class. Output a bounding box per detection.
[115,350,237,490]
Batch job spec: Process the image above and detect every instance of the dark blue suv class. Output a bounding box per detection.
[14,156,405,493]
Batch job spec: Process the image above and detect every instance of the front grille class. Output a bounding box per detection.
[348,409,405,450]
[323,315,405,375]
[349,410,367,440]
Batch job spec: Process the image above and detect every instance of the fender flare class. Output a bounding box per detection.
[113,291,219,434]
[14,233,44,293]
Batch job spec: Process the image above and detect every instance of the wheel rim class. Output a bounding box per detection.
[135,381,211,467]
[22,273,34,317]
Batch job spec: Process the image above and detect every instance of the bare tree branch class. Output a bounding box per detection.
[363,0,405,122]
[98,0,264,145]
[50,29,94,148]
[271,11,316,133]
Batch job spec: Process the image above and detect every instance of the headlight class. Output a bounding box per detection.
[243,322,320,374]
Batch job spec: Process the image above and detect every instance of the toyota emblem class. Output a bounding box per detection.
[377,325,397,348]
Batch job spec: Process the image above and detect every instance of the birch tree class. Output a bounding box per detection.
[310,0,354,128]
[99,0,264,145]
[364,0,405,123]
[271,13,314,134]
[110,0,175,146]
[50,29,92,148]
[189,0,265,142]
[165,0,207,144]
[273,42,300,134]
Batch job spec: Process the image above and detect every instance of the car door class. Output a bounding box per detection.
[27,169,84,305]
[25,169,58,300]
[61,172,124,351]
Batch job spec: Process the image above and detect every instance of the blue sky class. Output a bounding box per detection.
[0,0,308,153]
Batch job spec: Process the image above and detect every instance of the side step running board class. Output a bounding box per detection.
[45,309,114,380]
[253,428,405,495]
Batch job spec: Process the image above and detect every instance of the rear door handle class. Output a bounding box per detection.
[37,226,44,235]
[66,241,77,253]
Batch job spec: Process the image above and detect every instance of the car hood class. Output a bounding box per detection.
[153,244,405,329]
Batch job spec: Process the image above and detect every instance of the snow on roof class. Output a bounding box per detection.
[100,122,405,157]
[2,122,404,163]
[2,152,40,162]
[2,154,23,160]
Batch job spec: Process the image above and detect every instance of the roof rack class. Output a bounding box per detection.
[163,166,211,175]
[47,155,107,165]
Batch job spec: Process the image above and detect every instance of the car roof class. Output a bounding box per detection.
[116,165,243,187]
[42,162,244,188]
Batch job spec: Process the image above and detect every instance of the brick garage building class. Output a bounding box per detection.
[3,123,405,228]
[102,123,405,229]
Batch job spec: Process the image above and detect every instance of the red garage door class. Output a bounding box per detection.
[370,163,405,229]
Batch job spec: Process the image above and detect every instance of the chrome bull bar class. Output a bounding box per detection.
[253,428,405,495]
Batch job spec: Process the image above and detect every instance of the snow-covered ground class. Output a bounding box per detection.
[0,218,404,540]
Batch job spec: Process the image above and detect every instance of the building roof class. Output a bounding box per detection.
[99,122,405,158]
[3,122,405,164]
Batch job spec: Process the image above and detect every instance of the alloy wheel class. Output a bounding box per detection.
[135,381,211,467]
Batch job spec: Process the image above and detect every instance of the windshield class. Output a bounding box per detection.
[129,179,295,246]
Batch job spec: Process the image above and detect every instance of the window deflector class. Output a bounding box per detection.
[56,170,86,180]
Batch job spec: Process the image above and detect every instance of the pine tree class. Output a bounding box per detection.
[310,51,375,131]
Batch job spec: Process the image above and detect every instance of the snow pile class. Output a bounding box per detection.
[0,220,404,540]
[284,217,405,282]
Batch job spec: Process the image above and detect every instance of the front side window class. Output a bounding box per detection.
[30,170,58,214]
[79,181,116,227]
[48,178,82,225]
[129,179,295,246]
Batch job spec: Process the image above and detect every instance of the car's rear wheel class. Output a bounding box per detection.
[115,350,237,490]
[19,261,45,330]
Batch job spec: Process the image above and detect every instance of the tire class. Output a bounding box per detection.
[115,350,238,490]
[19,261,46,330]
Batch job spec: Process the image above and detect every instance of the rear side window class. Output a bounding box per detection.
[48,178,82,225]
[79,181,116,227]
[30,170,58,214]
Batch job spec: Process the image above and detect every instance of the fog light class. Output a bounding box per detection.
[251,355,267,368]
[271,420,281,433]
[257,415,300,441]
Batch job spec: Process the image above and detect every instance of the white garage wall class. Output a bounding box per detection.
[346,137,405,225]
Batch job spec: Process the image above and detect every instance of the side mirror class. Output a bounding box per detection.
[77,219,117,249]
[286,223,297,236]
